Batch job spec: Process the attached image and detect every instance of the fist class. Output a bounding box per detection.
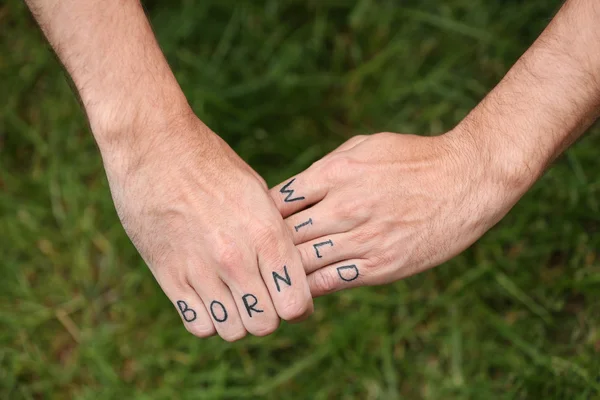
[103,113,313,341]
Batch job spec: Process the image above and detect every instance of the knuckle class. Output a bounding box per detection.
[312,271,339,294]
[364,253,387,272]
[374,131,394,140]
[215,245,245,277]
[350,226,378,245]
[336,197,365,220]
[158,264,188,292]
[253,224,280,247]
[325,156,351,180]
[253,173,269,191]
[278,295,310,321]
[254,227,289,264]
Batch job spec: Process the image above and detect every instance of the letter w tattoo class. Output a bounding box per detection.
[280,178,305,202]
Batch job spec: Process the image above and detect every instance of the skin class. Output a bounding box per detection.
[24,0,599,339]
[270,0,600,296]
[24,0,313,341]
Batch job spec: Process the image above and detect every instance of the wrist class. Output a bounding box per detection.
[88,86,192,149]
[93,100,213,182]
[450,113,541,196]
[442,119,538,227]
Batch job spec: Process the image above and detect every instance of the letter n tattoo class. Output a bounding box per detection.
[273,265,292,292]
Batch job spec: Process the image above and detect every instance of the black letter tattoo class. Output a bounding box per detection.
[337,265,359,282]
[280,178,305,202]
[210,300,228,323]
[294,218,313,232]
[313,240,334,258]
[242,294,264,317]
[176,300,197,322]
[272,265,292,292]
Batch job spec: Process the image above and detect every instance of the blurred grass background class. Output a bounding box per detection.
[1,0,600,398]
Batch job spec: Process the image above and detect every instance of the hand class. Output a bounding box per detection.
[102,111,313,341]
[269,130,519,296]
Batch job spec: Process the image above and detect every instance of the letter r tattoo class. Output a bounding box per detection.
[242,294,264,317]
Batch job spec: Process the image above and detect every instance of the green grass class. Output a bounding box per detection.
[1,0,600,398]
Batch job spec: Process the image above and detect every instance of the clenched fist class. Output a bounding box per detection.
[103,112,313,341]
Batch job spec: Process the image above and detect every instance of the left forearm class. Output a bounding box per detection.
[453,0,600,194]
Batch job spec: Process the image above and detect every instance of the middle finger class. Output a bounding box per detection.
[284,199,362,245]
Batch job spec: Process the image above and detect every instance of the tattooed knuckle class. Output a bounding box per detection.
[313,271,338,294]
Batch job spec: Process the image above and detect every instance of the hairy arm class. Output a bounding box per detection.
[458,0,600,196]
[25,0,313,339]
[270,0,600,296]
[25,0,188,150]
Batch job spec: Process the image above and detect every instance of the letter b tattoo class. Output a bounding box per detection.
[177,300,197,322]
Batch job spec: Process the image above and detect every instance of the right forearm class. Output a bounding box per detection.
[25,0,192,149]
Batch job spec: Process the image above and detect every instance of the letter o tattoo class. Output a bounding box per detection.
[210,300,228,323]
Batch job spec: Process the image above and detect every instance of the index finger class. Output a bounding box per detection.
[269,169,328,218]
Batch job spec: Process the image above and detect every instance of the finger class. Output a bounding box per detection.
[187,274,247,342]
[284,199,361,245]
[307,260,367,297]
[254,224,314,323]
[216,248,281,337]
[269,169,328,219]
[156,274,216,338]
[296,232,367,274]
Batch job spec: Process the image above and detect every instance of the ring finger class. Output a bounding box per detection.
[217,254,281,337]
[296,232,368,274]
